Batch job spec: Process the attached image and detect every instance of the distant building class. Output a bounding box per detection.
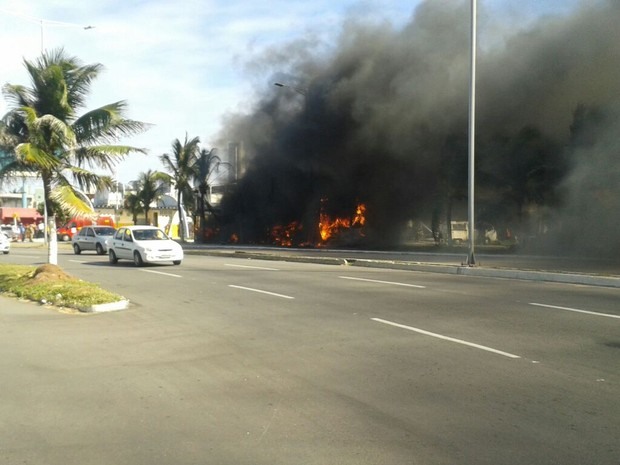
[0,192,35,209]
[93,182,126,209]
[0,207,43,225]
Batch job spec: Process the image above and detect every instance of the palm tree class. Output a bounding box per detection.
[134,169,169,225]
[194,147,226,242]
[124,192,143,225]
[160,134,200,242]
[0,48,148,263]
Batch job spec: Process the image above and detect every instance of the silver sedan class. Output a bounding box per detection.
[72,226,116,255]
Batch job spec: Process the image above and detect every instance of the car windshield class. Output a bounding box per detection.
[93,227,116,236]
[132,229,168,241]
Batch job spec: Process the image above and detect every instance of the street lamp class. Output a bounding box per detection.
[4,11,95,257]
[274,82,307,96]
[38,18,95,52]
[39,17,94,263]
[274,81,325,245]
[114,181,125,224]
[466,0,477,266]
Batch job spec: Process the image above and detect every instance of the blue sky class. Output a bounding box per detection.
[0,0,583,184]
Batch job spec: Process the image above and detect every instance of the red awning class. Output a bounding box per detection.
[0,207,43,223]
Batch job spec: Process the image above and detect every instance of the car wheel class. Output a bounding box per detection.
[172,260,181,265]
[62,234,70,242]
[133,251,144,267]
[73,244,81,255]
[109,250,118,265]
[96,243,104,255]
[2,251,8,255]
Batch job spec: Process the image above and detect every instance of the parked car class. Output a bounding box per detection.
[108,225,183,266]
[1,224,17,241]
[0,231,10,254]
[72,226,116,255]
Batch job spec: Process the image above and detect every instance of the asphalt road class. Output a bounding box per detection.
[1,247,619,465]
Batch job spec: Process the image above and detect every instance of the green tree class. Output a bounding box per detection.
[0,48,147,262]
[134,169,169,225]
[160,134,200,242]
[124,192,143,225]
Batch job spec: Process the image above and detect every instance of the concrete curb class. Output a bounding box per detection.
[78,299,130,313]
[345,259,620,288]
[184,249,620,288]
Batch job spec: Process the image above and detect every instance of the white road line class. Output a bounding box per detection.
[371,318,521,359]
[530,302,620,319]
[339,276,426,289]
[225,264,280,271]
[228,285,294,300]
[139,269,182,278]
[68,259,87,263]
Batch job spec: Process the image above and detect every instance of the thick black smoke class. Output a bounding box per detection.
[215,0,620,254]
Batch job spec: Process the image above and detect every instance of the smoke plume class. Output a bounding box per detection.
[215,0,620,255]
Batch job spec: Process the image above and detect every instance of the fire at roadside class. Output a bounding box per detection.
[203,200,368,248]
[209,0,620,256]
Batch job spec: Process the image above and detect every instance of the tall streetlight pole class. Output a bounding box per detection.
[466,0,477,266]
[20,13,94,263]
[274,81,324,245]
[41,19,94,264]
[2,11,94,256]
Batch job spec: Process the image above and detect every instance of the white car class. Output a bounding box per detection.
[0,231,10,254]
[72,225,116,255]
[108,225,183,266]
[1,225,16,241]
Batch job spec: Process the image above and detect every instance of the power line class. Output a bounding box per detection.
[0,8,93,29]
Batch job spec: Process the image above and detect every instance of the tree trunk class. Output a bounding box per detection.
[47,215,58,265]
[42,173,58,265]
[199,184,208,244]
[177,191,185,242]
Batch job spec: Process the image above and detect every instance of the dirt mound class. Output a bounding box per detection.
[30,264,74,283]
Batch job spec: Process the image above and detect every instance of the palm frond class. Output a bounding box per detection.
[15,143,62,170]
[0,158,38,178]
[0,112,27,146]
[64,165,113,192]
[26,63,73,120]
[159,153,181,177]
[73,145,147,171]
[49,183,95,218]
[65,63,103,110]
[73,102,151,144]
[29,48,101,112]
[2,83,33,109]
[29,113,77,150]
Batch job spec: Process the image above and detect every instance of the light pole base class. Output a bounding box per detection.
[466,251,476,267]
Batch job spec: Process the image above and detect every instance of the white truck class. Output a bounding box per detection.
[450,221,497,244]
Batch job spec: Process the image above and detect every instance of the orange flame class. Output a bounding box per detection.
[262,201,368,247]
[270,221,303,247]
[319,202,367,242]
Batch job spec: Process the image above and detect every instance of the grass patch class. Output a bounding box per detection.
[0,263,125,310]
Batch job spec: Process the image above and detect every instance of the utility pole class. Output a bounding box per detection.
[466,0,477,267]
